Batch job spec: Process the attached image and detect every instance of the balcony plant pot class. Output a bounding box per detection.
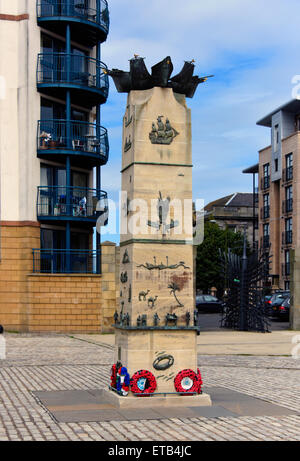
[49,140,58,149]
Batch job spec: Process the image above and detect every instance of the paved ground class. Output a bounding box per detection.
[0,332,299,441]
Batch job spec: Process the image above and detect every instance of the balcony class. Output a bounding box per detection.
[282,230,293,246]
[260,205,270,220]
[282,166,293,183]
[37,186,108,226]
[37,0,109,47]
[33,248,101,274]
[282,263,291,277]
[282,199,293,214]
[37,120,109,166]
[261,176,270,190]
[37,53,109,107]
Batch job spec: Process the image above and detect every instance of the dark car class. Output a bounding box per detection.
[196,295,224,313]
[272,297,290,320]
[268,291,290,317]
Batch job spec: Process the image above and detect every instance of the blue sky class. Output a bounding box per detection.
[100,0,300,241]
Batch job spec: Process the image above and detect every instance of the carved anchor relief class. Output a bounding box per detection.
[149,116,179,145]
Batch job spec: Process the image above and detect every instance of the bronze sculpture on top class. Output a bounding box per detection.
[107,56,213,98]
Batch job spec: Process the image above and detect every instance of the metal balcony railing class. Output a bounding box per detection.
[37,120,109,163]
[282,263,291,277]
[37,53,109,96]
[261,176,270,190]
[33,248,101,274]
[260,205,270,219]
[37,0,110,33]
[282,230,293,245]
[282,198,293,214]
[37,186,108,220]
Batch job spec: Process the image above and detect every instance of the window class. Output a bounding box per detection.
[286,217,293,232]
[286,153,293,169]
[286,153,293,181]
[263,223,270,236]
[262,163,270,189]
[286,186,293,201]
[263,194,270,207]
[285,281,290,290]
[275,158,279,172]
[285,250,290,264]
[274,124,280,150]
[263,163,270,177]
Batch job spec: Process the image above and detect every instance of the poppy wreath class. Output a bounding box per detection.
[130,370,157,395]
[174,369,202,394]
[196,368,203,394]
[110,364,118,389]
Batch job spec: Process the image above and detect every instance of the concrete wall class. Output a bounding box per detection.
[0,0,41,222]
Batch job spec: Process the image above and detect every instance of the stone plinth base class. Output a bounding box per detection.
[102,389,212,409]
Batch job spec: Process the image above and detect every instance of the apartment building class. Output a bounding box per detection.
[204,192,258,247]
[257,99,300,290]
[0,0,116,332]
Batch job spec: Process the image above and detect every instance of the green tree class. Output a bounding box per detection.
[196,221,247,296]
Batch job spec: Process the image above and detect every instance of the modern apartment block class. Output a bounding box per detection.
[257,99,300,290]
[0,0,116,332]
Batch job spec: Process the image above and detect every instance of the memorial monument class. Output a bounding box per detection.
[106,56,212,407]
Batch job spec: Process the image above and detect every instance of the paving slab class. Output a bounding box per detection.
[205,387,300,417]
[32,386,298,423]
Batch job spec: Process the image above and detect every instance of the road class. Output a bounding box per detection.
[198,312,290,332]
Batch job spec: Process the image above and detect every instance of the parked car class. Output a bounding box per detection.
[268,291,290,317]
[196,295,224,313]
[272,296,290,320]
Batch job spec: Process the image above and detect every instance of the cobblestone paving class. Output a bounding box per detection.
[0,334,299,441]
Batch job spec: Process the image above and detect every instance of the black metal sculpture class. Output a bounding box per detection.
[219,234,271,333]
[106,56,213,98]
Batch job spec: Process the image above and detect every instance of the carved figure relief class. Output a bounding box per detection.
[124,135,132,152]
[137,257,190,271]
[122,249,130,264]
[149,116,179,145]
[139,290,150,301]
[147,192,179,233]
[168,282,184,307]
[147,296,158,309]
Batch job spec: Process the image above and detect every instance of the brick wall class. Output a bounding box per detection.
[0,223,40,330]
[27,274,102,332]
[0,224,119,332]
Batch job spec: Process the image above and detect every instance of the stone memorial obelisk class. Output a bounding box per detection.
[107,57,212,407]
